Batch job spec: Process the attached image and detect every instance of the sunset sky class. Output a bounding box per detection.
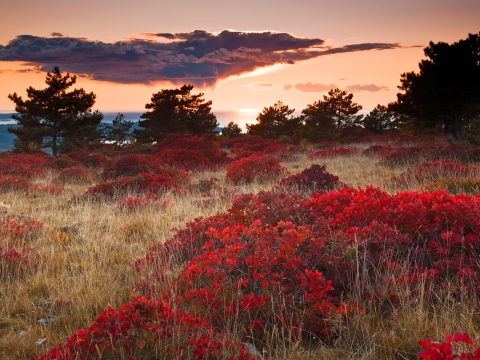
[1,0,479,127]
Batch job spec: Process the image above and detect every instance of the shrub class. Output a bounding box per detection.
[34,296,255,360]
[67,148,108,167]
[415,161,479,181]
[277,164,339,192]
[308,147,358,159]
[56,166,93,184]
[226,154,288,184]
[1,218,43,280]
[0,177,33,192]
[160,148,213,171]
[48,155,82,170]
[362,144,394,158]
[86,172,182,200]
[418,332,480,359]
[0,153,51,178]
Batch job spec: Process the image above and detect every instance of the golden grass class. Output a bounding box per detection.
[0,146,478,359]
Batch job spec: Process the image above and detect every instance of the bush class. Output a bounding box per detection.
[56,166,93,184]
[308,147,358,159]
[86,172,182,200]
[277,164,339,192]
[1,218,43,280]
[226,155,287,184]
[418,332,480,359]
[0,153,51,178]
[34,296,255,360]
[0,177,33,192]
[67,148,108,167]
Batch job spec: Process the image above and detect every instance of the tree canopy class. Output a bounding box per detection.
[222,121,242,139]
[8,67,102,156]
[311,88,363,130]
[100,113,133,145]
[246,101,301,139]
[133,85,218,143]
[389,32,480,138]
[361,104,399,134]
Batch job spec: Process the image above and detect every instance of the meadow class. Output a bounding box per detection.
[1,133,480,359]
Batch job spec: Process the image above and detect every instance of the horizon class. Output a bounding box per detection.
[1,1,479,117]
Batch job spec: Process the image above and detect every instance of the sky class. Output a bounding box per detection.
[0,0,479,128]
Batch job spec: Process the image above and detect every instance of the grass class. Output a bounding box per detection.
[0,142,479,359]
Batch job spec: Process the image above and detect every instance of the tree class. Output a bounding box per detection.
[310,88,363,130]
[389,32,480,139]
[246,101,301,139]
[101,113,133,145]
[133,85,218,143]
[298,104,336,141]
[222,121,242,139]
[8,67,102,156]
[361,104,399,134]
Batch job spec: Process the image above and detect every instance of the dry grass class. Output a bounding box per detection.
[0,146,478,359]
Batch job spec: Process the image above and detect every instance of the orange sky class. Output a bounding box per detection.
[0,0,479,118]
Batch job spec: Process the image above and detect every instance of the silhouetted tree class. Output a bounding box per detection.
[298,104,336,141]
[222,121,242,139]
[8,67,102,156]
[389,32,480,139]
[311,88,363,130]
[101,113,133,145]
[133,85,218,143]
[361,104,399,134]
[246,101,301,139]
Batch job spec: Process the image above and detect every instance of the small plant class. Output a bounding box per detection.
[308,147,358,159]
[277,164,339,192]
[226,154,287,184]
[49,230,71,246]
[418,332,480,359]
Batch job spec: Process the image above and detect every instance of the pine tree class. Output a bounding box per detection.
[8,67,102,156]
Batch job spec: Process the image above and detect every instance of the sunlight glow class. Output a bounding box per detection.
[237,108,260,113]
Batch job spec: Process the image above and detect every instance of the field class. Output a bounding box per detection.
[1,134,480,359]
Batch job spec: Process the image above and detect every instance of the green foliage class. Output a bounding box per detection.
[100,113,133,145]
[133,84,218,143]
[361,104,399,134]
[246,101,300,139]
[390,32,480,139]
[8,67,102,156]
[221,121,242,139]
[299,105,336,141]
[305,88,363,130]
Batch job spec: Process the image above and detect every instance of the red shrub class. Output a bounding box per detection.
[415,161,479,180]
[418,332,480,359]
[362,144,394,158]
[34,296,255,360]
[48,155,82,170]
[67,148,107,167]
[308,147,358,159]
[56,166,93,184]
[1,218,43,280]
[86,172,182,199]
[232,150,263,161]
[220,136,275,152]
[0,177,33,192]
[226,154,288,184]
[277,164,339,192]
[0,153,51,178]
[160,148,213,171]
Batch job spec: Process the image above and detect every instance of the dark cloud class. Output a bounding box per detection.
[51,32,65,37]
[345,84,389,92]
[0,30,405,86]
[289,82,338,92]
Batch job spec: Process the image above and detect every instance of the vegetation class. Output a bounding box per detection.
[8,67,103,156]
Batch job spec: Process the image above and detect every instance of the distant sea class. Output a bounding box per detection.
[0,111,257,152]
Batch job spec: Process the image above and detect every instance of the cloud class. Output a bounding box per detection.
[344,84,389,92]
[289,82,338,92]
[51,32,66,37]
[0,30,405,86]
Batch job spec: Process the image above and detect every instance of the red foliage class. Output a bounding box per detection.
[415,161,479,180]
[1,218,43,280]
[418,332,480,359]
[154,134,228,170]
[0,153,51,178]
[226,154,288,184]
[56,166,93,183]
[362,144,394,158]
[308,147,358,159]
[220,136,275,152]
[48,155,82,170]
[34,296,256,360]
[277,164,339,192]
[67,148,108,167]
[0,177,33,192]
[86,172,182,199]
